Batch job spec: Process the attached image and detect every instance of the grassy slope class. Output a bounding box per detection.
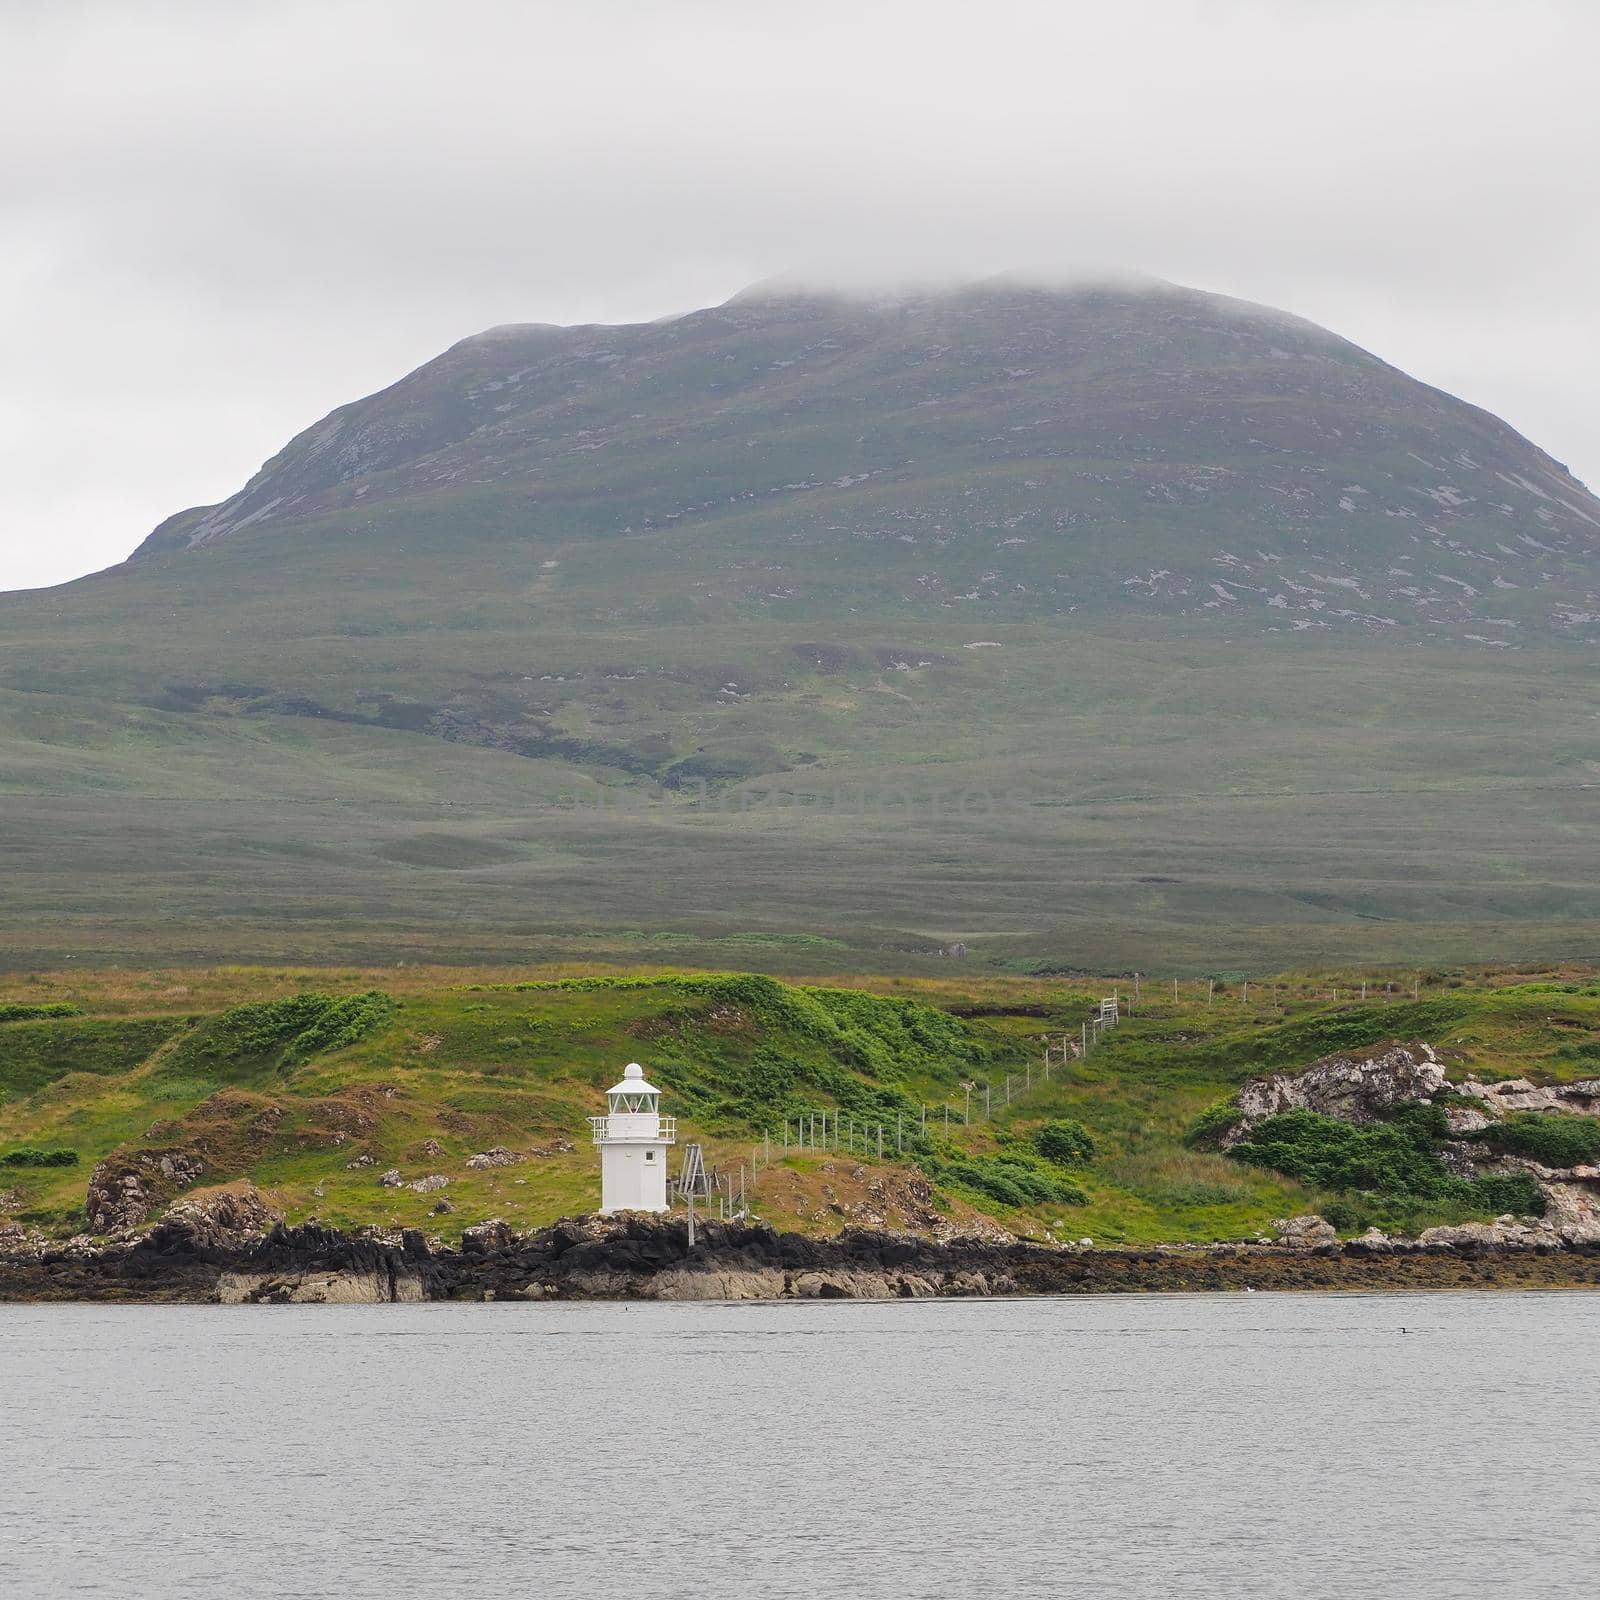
[3,284,1600,973]
[2,560,1599,974]
[5,962,1597,1246]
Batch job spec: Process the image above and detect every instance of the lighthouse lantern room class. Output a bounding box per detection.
[589,1062,677,1213]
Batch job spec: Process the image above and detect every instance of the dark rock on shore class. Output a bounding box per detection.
[4,1211,1600,1304]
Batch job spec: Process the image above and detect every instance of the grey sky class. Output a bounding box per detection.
[3,0,1596,591]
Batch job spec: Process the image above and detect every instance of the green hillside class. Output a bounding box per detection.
[3,962,1597,1246]
[2,279,1599,971]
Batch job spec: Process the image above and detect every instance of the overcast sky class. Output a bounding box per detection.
[3,0,1596,591]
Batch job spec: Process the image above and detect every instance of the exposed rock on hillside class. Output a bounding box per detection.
[149,1183,282,1251]
[1457,1077,1600,1117]
[1226,1040,1445,1144]
[1273,1214,1339,1249]
[1225,1040,1600,1237]
[86,1149,207,1232]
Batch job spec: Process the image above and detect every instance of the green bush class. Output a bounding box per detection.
[500,972,1024,1130]
[0,1002,81,1023]
[174,991,395,1076]
[0,1147,79,1167]
[1185,1101,1245,1149]
[1229,1106,1543,1216]
[921,1149,1087,1210]
[1555,1040,1600,1064]
[1035,1118,1096,1165]
[1231,1108,1454,1199]
[1476,1113,1600,1168]
[1471,1171,1546,1214]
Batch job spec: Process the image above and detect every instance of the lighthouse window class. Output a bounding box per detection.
[645,1150,656,1162]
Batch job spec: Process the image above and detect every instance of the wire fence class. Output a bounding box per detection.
[707,990,1131,1205]
[668,972,1433,1222]
[669,973,1432,1219]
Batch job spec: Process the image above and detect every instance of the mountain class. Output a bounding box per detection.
[3,277,1600,974]
[133,277,1600,639]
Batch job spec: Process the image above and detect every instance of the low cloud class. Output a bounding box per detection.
[4,0,1596,588]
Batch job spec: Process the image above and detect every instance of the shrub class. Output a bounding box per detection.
[1035,1119,1096,1166]
[1229,1107,1543,1216]
[1472,1171,1547,1215]
[1231,1108,1458,1199]
[1476,1113,1600,1168]
[178,991,396,1075]
[0,1002,81,1023]
[921,1150,1087,1210]
[1555,1040,1600,1064]
[1185,1101,1245,1149]
[0,1147,79,1167]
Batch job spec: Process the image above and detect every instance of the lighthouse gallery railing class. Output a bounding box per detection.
[588,1114,678,1145]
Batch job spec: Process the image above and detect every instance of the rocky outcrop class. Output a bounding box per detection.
[1536,1182,1600,1244]
[1273,1214,1339,1250]
[1232,1045,1600,1143]
[8,1210,1600,1304]
[1229,1041,1444,1143]
[1456,1078,1600,1118]
[1416,1218,1560,1251]
[85,1150,207,1232]
[148,1183,281,1251]
[465,1147,521,1170]
[461,1218,514,1254]
[1227,1044,1600,1231]
[217,1268,425,1305]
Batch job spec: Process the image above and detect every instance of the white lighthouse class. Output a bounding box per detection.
[589,1062,677,1214]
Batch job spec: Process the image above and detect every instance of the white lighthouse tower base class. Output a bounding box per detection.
[589,1063,677,1214]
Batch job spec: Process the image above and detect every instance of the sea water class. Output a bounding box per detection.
[1,1291,1595,1598]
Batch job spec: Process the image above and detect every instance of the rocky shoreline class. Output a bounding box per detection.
[5,1210,1600,1304]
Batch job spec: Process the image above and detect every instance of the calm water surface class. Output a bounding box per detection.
[1,1292,1596,1598]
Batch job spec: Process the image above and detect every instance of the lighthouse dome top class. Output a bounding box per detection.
[606,1061,661,1097]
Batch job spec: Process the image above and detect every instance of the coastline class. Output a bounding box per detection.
[5,1213,1600,1304]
